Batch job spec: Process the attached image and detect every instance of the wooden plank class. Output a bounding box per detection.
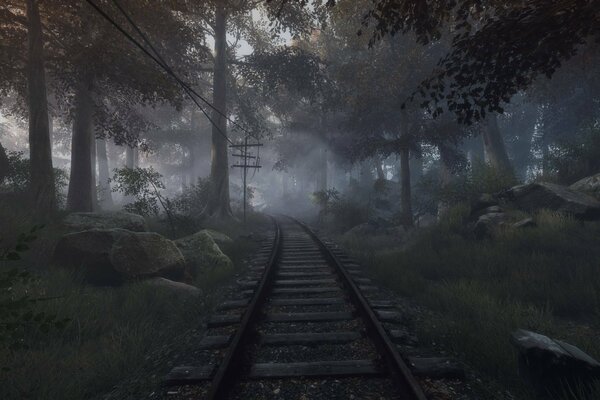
[353,278,372,284]
[262,331,361,346]
[369,300,396,309]
[275,279,336,286]
[237,280,258,289]
[272,287,340,295]
[207,314,241,328]
[376,310,404,323]
[164,365,215,385]
[200,335,231,349]
[265,311,353,322]
[277,272,333,278]
[249,360,382,378]
[359,285,378,292]
[217,299,249,310]
[270,297,345,306]
[279,265,330,271]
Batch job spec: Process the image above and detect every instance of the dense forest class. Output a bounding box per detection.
[2,1,600,399]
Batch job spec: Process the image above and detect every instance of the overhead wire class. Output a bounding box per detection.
[84,0,260,147]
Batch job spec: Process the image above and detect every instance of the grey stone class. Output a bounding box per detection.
[63,211,147,232]
[175,231,232,277]
[503,182,600,220]
[470,193,499,216]
[473,212,509,239]
[513,217,536,229]
[53,229,186,285]
[570,173,600,199]
[416,213,437,228]
[197,229,233,247]
[511,329,600,397]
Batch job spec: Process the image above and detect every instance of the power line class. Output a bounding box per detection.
[84,0,259,145]
[107,0,233,146]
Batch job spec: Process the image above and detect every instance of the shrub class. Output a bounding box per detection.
[546,125,600,184]
[342,209,600,395]
[418,160,518,208]
[0,151,68,207]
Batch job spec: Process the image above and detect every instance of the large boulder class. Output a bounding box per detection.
[502,182,600,220]
[63,211,147,232]
[174,231,232,277]
[570,173,600,199]
[53,229,186,285]
[511,329,600,397]
[473,212,510,239]
[197,229,233,247]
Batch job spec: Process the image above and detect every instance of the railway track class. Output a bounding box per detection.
[165,216,427,399]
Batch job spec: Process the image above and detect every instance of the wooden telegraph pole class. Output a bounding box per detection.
[230,137,262,223]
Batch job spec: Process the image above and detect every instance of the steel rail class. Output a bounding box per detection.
[207,216,282,399]
[291,217,428,400]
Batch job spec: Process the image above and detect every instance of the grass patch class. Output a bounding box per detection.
[0,205,270,400]
[341,207,600,399]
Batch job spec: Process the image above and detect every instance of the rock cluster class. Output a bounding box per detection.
[53,212,232,287]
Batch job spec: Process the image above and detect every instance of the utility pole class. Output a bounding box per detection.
[230,138,262,223]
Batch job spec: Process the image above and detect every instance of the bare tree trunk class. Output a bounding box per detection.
[26,0,56,213]
[437,144,454,219]
[316,147,328,191]
[66,77,94,212]
[375,157,385,180]
[482,113,513,174]
[359,160,373,188]
[399,146,413,226]
[126,146,134,168]
[203,4,232,218]
[0,140,9,183]
[397,110,414,227]
[91,138,98,211]
[96,138,113,208]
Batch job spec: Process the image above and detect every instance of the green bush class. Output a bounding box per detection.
[545,125,600,184]
[418,160,518,209]
[0,151,68,207]
[343,208,600,396]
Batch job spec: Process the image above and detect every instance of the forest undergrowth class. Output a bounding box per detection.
[341,207,600,400]
[0,201,265,400]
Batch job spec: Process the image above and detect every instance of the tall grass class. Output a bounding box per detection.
[342,207,600,398]
[0,206,264,399]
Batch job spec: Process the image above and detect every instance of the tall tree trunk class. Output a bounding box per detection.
[96,138,113,208]
[91,138,97,211]
[398,111,413,226]
[26,0,55,213]
[482,114,513,174]
[437,144,455,219]
[125,146,134,168]
[203,4,232,218]
[399,146,413,226]
[0,141,9,183]
[375,157,385,180]
[359,160,373,188]
[66,77,94,212]
[317,147,328,191]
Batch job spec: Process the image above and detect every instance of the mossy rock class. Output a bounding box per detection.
[175,231,233,277]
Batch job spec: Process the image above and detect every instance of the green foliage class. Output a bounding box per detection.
[343,209,600,394]
[111,167,165,216]
[546,125,600,184]
[171,177,211,218]
[0,151,68,206]
[0,226,68,352]
[312,188,369,231]
[418,160,517,209]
